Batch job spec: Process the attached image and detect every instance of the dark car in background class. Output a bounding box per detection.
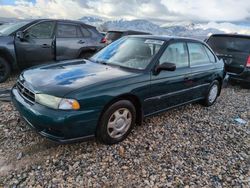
[0,19,104,83]
[101,30,151,45]
[12,36,224,144]
[207,34,250,87]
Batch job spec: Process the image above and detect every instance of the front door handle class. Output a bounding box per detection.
[184,76,193,85]
[78,40,85,44]
[41,44,51,48]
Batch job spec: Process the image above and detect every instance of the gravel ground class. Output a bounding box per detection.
[0,73,18,89]
[0,80,249,187]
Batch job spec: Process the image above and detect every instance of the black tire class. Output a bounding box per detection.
[0,57,11,83]
[79,51,94,59]
[202,80,221,107]
[96,100,136,145]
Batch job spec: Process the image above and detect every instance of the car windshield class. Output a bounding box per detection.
[91,37,164,70]
[207,36,250,54]
[0,22,28,36]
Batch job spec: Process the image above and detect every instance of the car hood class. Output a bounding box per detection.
[20,59,138,96]
[0,35,14,44]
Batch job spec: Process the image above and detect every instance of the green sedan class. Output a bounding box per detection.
[12,36,225,144]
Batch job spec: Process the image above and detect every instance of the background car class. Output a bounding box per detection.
[101,30,151,45]
[12,36,224,145]
[0,19,105,83]
[206,34,250,88]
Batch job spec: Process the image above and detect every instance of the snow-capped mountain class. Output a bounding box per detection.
[78,16,104,27]
[99,19,171,35]
[78,18,225,40]
[78,17,250,39]
[0,17,19,24]
[1,16,249,40]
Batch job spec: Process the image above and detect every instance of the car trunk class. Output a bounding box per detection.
[207,36,250,74]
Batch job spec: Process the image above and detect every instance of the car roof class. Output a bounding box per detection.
[209,33,250,39]
[127,35,205,43]
[28,19,95,28]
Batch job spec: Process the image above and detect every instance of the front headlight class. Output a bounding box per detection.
[35,94,80,110]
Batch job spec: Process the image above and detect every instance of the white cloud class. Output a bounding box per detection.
[0,0,249,23]
[162,0,250,21]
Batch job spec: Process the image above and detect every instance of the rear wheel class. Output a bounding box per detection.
[96,100,136,145]
[0,57,11,83]
[203,80,220,107]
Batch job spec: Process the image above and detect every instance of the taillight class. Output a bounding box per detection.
[101,37,107,43]
[247,56,250,68]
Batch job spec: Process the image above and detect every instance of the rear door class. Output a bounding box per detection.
[56,22,86,61]
[148,41,193,114]
[207,36,250,74]
[187,42,216,99]
[15,21,56,68]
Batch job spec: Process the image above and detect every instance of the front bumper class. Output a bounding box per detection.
[11,87,101,144]
[227,68,250,83]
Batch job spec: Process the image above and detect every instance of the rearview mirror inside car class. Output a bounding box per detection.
[155,62,176,74]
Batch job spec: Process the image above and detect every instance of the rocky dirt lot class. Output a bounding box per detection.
[0,77,249,187]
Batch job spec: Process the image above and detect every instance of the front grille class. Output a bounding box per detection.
[16,81,35,103]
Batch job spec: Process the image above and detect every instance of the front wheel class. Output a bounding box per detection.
[0,57,11,83]
[96,100,136,145]
[202,80,220,107]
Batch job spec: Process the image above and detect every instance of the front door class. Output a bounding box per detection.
[146,42,193,115]
[15,21,56,68]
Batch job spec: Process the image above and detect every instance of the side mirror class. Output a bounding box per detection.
[16,31,25,41]
[155,62,176,74]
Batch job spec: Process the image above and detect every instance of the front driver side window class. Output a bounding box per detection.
[159,42,189,68]
[26,21,55,39]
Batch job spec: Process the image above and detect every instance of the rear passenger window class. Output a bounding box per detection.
[204,46,216,63]
[57,24,82,38]
[81,27,91,37]
[188,43,211,66]
[159,42,189,68]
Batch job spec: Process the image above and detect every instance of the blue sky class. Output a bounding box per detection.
[0,0,35,5]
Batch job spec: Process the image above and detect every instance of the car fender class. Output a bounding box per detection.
[0,47,17,69]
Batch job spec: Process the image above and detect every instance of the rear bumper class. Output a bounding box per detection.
[11,87,101,144]
[227,68,250,83]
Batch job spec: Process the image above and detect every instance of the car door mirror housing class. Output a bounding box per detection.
[16,31,25,40]
[155,62,176,74]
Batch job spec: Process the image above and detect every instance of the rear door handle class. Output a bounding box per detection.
[78,40,85,44]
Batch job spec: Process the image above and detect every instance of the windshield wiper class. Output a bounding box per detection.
[99,61,108,65]
[91,59,122,68]
[95,60,108,65]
